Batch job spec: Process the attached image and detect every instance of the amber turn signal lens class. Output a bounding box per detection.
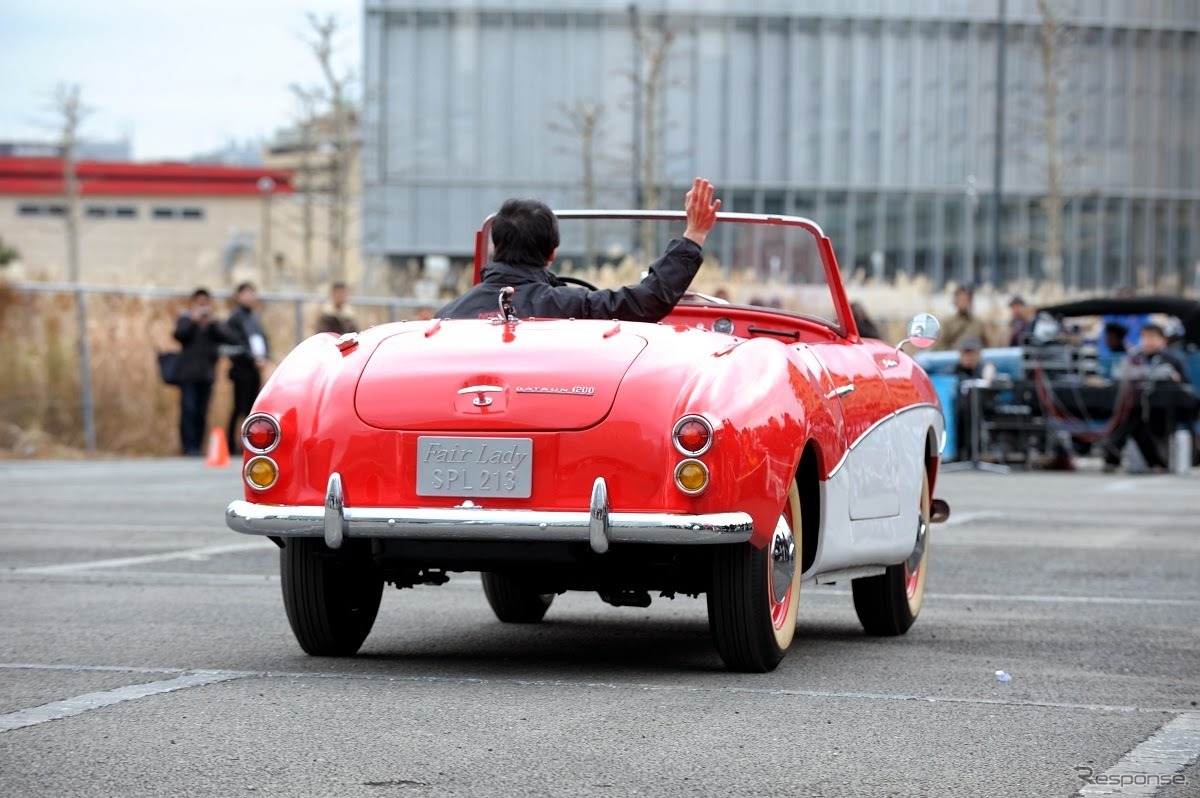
[674,459,709,495]
[244,456,279,490]
[242,414,280,453]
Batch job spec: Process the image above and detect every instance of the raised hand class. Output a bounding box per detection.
[682,177,721,247]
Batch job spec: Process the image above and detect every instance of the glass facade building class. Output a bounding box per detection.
[363,0,1200,290]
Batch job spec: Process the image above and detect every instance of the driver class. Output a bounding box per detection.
[437,177,720,323]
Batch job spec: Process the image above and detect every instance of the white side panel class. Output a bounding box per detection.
[846,419,900,519]
[805,404,943,579]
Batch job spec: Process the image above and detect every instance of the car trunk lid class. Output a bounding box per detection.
[354,321,648,431]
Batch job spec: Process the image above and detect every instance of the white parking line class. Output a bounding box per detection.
[2,662,1196,718]
[1077,713,1200,796]
[943,511,1008,526]
[14,542,273,574]
[0,670,243,733]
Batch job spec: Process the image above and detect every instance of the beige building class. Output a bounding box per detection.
[0,157,295,289]
[262,111,369,291]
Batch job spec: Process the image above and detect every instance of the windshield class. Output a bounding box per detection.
[477,212,847,332]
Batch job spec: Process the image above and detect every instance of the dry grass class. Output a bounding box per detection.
[0,284,433,457]
[0,267,1148,457]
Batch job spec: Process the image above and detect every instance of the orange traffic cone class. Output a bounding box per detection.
[205,427,230,468]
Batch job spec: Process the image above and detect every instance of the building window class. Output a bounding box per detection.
[151,206,205,220]
[83,205,139,219]
[16,203,67,217]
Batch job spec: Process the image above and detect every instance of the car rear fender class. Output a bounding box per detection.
[667,336,840,548]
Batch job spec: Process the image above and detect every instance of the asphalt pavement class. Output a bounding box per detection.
[1,459,1198,797]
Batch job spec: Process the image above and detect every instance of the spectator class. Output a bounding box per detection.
[851,301,882,340]
[934,285,988,351]
[225,283,270,455]
[1103,321,1129,356]
[1008,295,1035,346]
[953,336,995,461]
[1103,323,1194,472]
[172,289,236,456]
[316,281,357,335]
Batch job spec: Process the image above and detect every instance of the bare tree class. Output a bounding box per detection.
[1033,0,1068,285]
[53,83,96,450]
[629,9,677,257]
[288,83,321,287]
[548,100,606,266]
[300,13,356,284]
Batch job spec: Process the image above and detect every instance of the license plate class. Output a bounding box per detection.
[416,437,533,498]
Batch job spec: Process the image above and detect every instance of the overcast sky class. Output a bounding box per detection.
[1,0,361,161]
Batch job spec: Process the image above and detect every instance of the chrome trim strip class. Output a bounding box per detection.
[226,475,752,548]
[672,414,715,457]
[240,413,280,455]
[826,402,943,479]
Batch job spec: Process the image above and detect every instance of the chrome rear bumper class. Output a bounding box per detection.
[226,473,753,554]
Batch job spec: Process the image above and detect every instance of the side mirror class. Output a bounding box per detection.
[899,313,940,350]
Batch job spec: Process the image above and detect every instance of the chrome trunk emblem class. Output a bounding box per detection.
[457,385,504,406]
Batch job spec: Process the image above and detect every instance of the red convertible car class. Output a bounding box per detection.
[226,211,949,672]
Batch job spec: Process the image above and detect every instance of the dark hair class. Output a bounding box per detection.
[491,198,560,267]
[190,288,210,301]
[331,281,347,291]
[235,282,256,294]
[1141,323,1166,338]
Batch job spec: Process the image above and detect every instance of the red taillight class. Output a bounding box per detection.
[673,416,714,456]
[243,415,279,453]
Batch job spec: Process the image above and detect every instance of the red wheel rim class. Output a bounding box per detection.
[904,559,922,600]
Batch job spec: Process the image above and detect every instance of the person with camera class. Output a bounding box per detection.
[172,288,237,456]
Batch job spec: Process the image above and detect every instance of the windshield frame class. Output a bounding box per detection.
[472,210,858,340]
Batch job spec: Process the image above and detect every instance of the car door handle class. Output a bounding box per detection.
[828,383,855,399]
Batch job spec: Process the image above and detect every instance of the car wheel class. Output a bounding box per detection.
[481,572,554,623]
[852,469,931,636]
[280,538,383,656]
[708,481,802,673]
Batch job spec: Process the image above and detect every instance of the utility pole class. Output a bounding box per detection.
[57,83,95,452]
[257,176,275,286]
[629,4,643,215]
[990,0,1007,287]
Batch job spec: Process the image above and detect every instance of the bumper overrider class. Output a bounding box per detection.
[226,473,754,554]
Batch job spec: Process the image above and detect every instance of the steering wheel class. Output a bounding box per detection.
[555,274,599,291]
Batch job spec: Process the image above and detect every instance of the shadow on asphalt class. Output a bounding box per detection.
[331,615,879,676]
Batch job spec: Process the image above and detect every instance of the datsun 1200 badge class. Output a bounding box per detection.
[226,211,950,672]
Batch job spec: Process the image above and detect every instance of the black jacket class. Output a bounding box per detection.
[225,304,270,369]
[437,237,704,322]
[173,314,236,383]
